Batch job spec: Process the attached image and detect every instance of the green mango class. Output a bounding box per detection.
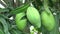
[26,6,41,28]
[15,12,27,31]
[15,12,25,22]
[41,11,55,31]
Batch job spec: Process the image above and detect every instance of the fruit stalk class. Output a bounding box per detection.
[43,0,51,14]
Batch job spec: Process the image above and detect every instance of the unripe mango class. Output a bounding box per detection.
[26,6,41,28]
[15,12,27,31]
[41,11,55,31]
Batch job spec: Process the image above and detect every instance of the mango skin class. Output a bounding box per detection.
[41,11,55,31]
[26,6,41,28]
[15,13,27,31]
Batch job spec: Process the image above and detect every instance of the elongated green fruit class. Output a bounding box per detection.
[16,19,27,31]
[15,12,25,22]
[15,12,27,31]
[41,11,55,31]
[26,6,41,28]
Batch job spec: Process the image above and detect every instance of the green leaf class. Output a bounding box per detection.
[59,13,60,26]
[0,29,4,34]
[0,14,9,19]
[10,3,30,14]
[3,0,14,7]
[0,17,10,34]
[11,29,19,34]
[10,29,23,34]
[0,8,9,12]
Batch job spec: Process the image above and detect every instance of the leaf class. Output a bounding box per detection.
[11,29,19,34]
[0,17,10,34]
[6,21,11,31]
[10,29,23,34]
[0,14,9,19]
[0,8,9,12]
[0,29,4,34]
[59,13,60,26]
[10,3,30,14]
[3,0,14,7]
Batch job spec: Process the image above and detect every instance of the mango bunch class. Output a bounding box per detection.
[15,6,55,31]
